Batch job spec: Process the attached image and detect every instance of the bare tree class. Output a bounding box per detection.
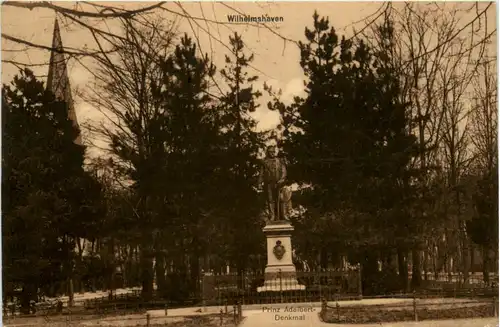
[437,53,475,285]
[4,2,492,78]
[363,2,495,289]
[1,2,294,70]
[81,16,177,299]
[430,3,495,285]
[470,57,498,175]
[87,156,146,290]
[468,56,498,283]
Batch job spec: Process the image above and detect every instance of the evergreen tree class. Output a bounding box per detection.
[2,69,102,311]
[267,12,417,294]
[217,32,266,279]
[152,34,225,298]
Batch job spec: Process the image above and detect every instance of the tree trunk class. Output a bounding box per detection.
[134,246,141,286]
[155,252,167,297]
[107,238,115,300]
[202,253,211,277]
[62,236,75,308]
[433,242,439,280]
[361,250,379,295]
[68,278,74,307]
[397,247,408,292]
[20,283,37,314]
[411,247,422,290]
[190,253,201,298]
[76,238,85,294]
[320,247,328,270]
[423,247,428,281]
[140,246,154,301]
[121,246,128,288]
[234,251,245,291]
[461,224,471,285]
[446,255,453,281]
[495,248,499,273]
[470,245,476,274]
[125,246,135,287]
[482,246,490,285]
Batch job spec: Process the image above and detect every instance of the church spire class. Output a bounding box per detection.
[47,18,81,145]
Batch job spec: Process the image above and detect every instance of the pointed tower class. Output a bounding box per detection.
[47,18,80,306]
[47,18,82,145]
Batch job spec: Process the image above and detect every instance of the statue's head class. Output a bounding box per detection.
[265,145,277,158]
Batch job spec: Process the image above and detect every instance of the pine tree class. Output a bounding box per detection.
[152,34,225,298]
[217,32,266,279]
[2,69,102,311]
[267,12,417,294]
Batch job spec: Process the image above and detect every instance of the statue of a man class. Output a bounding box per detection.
[279,185,293,220]
[260,145,288,222]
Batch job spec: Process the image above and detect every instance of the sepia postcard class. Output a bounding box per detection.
[1,2,498,326]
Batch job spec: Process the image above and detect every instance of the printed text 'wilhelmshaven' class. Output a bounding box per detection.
[227,15,284,23]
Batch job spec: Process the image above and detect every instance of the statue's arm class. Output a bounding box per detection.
[279,159,287,184]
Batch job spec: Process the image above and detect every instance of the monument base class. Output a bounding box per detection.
[257,221,305,292]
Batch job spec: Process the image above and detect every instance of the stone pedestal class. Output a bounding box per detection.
[257,221,305,292]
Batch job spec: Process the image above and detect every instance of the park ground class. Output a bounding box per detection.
[3,298,498,327]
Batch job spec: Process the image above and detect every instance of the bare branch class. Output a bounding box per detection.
[2,1,165,18]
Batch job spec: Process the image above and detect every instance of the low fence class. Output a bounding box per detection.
[319,292,499,324]
[413,272,498,284]
[202,270,361,305]
[3,303,244,327]
[5,271,497,319]
[414,273,499,299]
[3,289,146,317]
[418,284,498,299]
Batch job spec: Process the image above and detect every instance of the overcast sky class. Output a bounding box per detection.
[1,2,495,155]
[1,2,384,133]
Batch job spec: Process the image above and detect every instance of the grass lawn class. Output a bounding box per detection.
[149,315,238,327]
[322,302,496,324]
